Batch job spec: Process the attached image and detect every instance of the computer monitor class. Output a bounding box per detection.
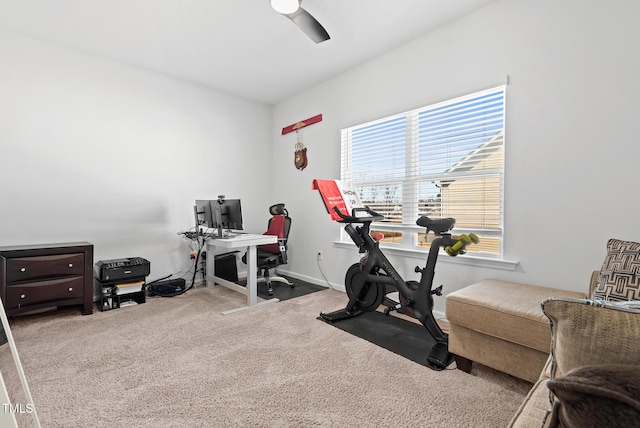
[212,198,243,231]
[194,200,215,228]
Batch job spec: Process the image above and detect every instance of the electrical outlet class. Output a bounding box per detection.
[317,250,323,260]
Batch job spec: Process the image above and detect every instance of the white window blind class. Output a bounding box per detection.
[341,86,505,255]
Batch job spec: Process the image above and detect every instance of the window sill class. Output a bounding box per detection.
[332,241,519,271]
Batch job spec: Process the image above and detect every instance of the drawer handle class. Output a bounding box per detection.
[20,294,26,299]
[68,263,74,268]
[68,287,73,292]
[20,267,26,272]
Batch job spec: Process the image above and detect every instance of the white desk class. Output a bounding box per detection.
[204,233,279,314]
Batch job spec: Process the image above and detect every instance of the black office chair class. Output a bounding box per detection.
[242,203,293,296]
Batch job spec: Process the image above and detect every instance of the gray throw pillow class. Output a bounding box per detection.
[546,364,640,428]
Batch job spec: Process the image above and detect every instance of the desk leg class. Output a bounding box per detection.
[246,245,258,307]
[205,242,215,287]
[201,238,279,315]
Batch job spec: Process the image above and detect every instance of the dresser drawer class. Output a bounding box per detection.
[5,253,85,283]
[5,277,85,309]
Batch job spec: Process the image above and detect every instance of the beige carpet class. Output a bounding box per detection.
[0,287,531,427]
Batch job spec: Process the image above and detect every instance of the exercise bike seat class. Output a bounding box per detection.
[416,216,456,236]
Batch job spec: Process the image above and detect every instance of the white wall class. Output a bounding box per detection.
[0,30,272,282]
[272,0,640,313]
[2,0,639,315]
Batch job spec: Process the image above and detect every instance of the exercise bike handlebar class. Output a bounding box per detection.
[332,206,385,223]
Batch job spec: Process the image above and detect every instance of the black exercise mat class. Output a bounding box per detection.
[237,277,326,302]
[318,310,440,368]
[258,277,325,301]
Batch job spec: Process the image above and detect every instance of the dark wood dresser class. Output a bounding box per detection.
[0,242,94,316]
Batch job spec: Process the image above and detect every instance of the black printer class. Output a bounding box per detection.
[95,257,150,282]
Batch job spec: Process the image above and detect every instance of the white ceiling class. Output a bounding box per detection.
[0,0,498,105]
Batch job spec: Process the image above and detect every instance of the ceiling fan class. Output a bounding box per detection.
[270,0,331,44]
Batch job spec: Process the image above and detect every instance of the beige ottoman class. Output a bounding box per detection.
[445,279,586,383]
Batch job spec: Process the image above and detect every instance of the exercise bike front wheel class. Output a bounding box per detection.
[345,263,384,312]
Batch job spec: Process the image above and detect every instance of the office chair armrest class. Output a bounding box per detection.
[278,238,288,264]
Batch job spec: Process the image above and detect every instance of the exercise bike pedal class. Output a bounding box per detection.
[431,285,443,296]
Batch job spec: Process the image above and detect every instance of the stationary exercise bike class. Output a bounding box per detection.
[319,205,478,370]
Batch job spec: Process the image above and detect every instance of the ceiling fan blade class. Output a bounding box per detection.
[286,7,330,43]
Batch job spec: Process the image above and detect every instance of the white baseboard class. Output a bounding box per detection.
[275,268,345,292]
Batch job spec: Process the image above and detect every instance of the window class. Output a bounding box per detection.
[340,86,505,256]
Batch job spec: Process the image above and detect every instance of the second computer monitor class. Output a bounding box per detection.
[194,200,215,228]
[213,198,243,231]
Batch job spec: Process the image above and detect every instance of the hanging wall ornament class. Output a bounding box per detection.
[281,114,322,172]
[294,128,308,171]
